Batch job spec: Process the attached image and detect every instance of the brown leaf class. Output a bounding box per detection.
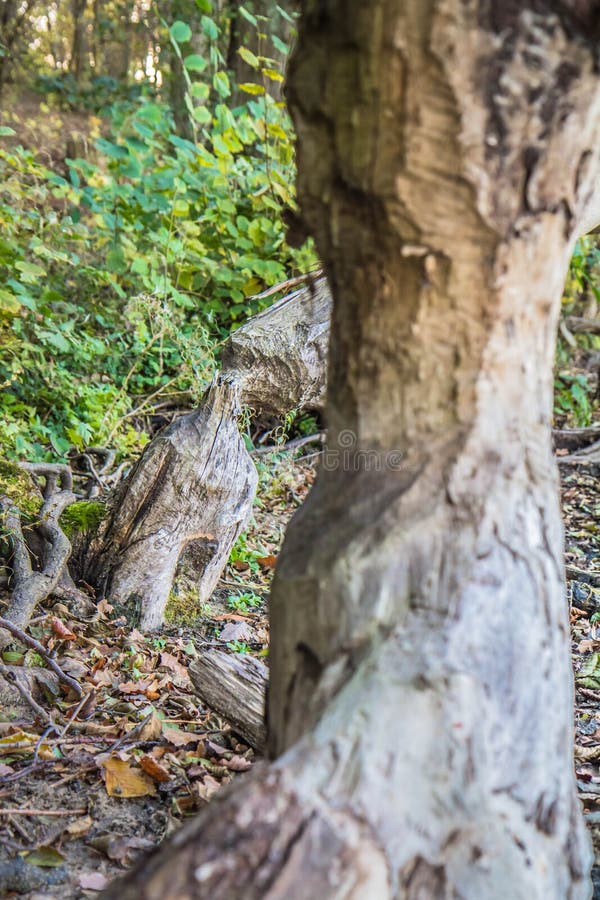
[193,774,222,802]
[0,762,14,775]
[79,872,109,891]
[101,755,157,797]
[257,554,277,570]
[51,617,77,641]
[138,711,163,741]
[231,560,249,572]
[218,621,253,644]
[139,754,170,783]
[162,726,200,748]
[159,651,189,680]
[221,754,252,772]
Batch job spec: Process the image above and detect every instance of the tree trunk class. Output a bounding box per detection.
[70,0,89,86]
[102,2,600,897]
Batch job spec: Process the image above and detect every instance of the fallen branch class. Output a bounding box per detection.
[565,316,600,335]
[553,425,600,452]
[189,650,268,749]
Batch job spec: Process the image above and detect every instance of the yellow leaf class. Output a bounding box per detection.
[102,756,157,798]
[239,82,265,95]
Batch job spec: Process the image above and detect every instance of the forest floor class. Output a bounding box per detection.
[1,449,600,897]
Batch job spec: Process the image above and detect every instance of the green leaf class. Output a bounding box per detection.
[238,5,258,26]
[15,261,45,283]
[192,105,212,124]
[213,71,230,98]
[201,15,219,40]
[0,126,16,136]
[195,0,212,10]
[184,53,207,72]
[237,46,260,69]
[0,289,21,316]
[170,20,192,43]
[23,846,65,868]
[190,82,210,100]
[239,82,265,95]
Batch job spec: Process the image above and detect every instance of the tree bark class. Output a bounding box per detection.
[103,2,599,897]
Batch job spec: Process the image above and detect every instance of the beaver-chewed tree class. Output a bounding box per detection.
[103,2,600,897]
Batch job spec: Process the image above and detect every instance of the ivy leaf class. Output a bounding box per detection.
[170,20,192,43]
[184,54,207,72]
[213,71,230,98]
[239,82,265,95]
[201,15,219,40]
[238,5,258,26]
[238,46,260,69]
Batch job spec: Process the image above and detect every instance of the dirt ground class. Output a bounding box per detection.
[1,449,600,897]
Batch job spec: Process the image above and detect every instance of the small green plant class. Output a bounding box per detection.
[554,371,594,426]
[226,640,250,654]
[227,591,262,613]
[228,530,266,574]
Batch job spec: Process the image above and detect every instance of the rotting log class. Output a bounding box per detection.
[189,650,268,749]
[84,279,332,630]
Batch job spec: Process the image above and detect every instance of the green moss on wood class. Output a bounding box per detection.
[59,500,105,537]
[0,460,41,518]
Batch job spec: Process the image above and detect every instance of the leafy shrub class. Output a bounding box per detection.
[0,15,316,462]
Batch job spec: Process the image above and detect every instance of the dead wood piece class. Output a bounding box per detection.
[0,490,76,640]
[84,377,258,630]
[565,316,600,335]
[554,426,600,452]
[0,661,55,725]
[221,276,331,417]
[189,650,268,749]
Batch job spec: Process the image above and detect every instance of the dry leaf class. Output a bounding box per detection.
[139,754,170,783]
[162,726,200,747]
[65,815,93,839]
[257,554,277,570]
[102,755,157,797]
[221,755,252,772]
[23,845,65,867]
[138,711,163,741]
[51,617,76,641]
[79,872,109,891]
[193,774,222,803]
[159,651,189,680]
[218,621,253,643]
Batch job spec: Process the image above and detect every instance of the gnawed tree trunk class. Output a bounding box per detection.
[103,2,599,898]
[85,281,331,629]
[84,377,257,631]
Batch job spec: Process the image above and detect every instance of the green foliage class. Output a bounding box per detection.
[554,372,594,426]
[59,500,105,537]
[228,530,266,574]
[227,591,263,613]
[0,460,41,518]
[226,639,251,654]
[0,9,316,462]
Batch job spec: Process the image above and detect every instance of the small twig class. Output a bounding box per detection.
[6,812,32,842]
[0,616,83,698]
[246,269,323,302]
[0,807,86,817]
[105,710,155,754]
[251,433,324,456]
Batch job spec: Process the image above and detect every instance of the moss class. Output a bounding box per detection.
[165,586,208,625]
[59,500,105,537]
[0,459,41,518]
